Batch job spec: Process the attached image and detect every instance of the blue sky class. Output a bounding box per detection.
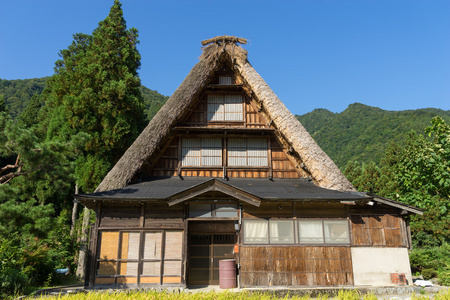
[1,0,449,115]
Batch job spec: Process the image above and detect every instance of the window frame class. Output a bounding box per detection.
[188,203,239,219]
[95,229,184,285]
[206,94,245,122]
[243,218,350,246]
[227,137,269,167]
[181,137,222,167]
[179,137,270,169]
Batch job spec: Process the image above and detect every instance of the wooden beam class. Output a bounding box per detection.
[167,179,261,207]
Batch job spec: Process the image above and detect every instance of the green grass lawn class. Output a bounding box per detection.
[37,289,450,300]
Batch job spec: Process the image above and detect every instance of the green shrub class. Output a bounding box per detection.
[438,263,450,286]
[421,268,438,280]
[410,243,450,274]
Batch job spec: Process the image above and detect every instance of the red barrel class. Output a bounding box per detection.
[219,259,236,289]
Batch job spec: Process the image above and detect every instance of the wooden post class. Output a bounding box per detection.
[70,184,79,237]
[76,206,91,279]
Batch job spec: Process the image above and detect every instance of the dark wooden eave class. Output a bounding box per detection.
[368,194,424,215]
[172,127,274,135]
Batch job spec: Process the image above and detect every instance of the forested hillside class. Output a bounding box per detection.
[0,78,47,119]
[297,103,450,168]
[0,78,168,122]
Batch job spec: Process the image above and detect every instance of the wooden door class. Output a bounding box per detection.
[188,233,235,285]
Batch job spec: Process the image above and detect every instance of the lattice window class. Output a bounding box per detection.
[182,138,222,166]
[228,138,268,167]
[207,94,243,121]
[95,230,183,285]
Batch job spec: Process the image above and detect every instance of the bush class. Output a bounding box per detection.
[421,268,438,280]
[410,243,450,285]
[438,263,450,286]
[0,233,58,298]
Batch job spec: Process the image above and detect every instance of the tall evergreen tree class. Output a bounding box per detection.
[0,95,7,114]
[44,0,145,192]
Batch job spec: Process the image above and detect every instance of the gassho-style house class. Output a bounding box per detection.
[75,36,423,288]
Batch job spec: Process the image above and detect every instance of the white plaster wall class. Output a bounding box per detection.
[351,247,413,286]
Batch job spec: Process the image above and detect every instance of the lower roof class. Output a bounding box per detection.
[75,177,369,209]
[75,177,422,215]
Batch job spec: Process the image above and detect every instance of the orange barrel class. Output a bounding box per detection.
[219,259,236,289]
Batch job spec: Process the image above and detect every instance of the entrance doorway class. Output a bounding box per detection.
[188,225,236,285]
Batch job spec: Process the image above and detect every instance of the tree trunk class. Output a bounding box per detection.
[76,206,90,279]
[70,184,79,236]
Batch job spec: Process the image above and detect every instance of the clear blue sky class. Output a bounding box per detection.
[1,0,449,115]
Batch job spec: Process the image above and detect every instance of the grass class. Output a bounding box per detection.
[36,288,450,300]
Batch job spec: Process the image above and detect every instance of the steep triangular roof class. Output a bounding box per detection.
[96,36,355,192]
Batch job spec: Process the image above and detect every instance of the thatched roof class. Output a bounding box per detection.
[96,36,355,193]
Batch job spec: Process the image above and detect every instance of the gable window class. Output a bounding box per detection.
[207,94,243,121]
[182,138,222,166]
[219,76,233,85]
[228,138,268,167]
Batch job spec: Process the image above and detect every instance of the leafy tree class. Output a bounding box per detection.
[345,117,450,246]
[394,117,450,246]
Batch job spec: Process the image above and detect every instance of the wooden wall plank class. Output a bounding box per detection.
[240,246,352,287]
[351,214,404,247]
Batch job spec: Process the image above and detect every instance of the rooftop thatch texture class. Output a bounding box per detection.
[96,36,355,193]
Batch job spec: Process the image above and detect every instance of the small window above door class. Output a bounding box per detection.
[189,203,238,218]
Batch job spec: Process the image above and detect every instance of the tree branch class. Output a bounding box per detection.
[0,167,40,185]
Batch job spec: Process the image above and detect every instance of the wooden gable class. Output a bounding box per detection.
[134,67,307,181]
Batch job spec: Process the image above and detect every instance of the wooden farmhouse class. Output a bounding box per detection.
[75,36,423,288]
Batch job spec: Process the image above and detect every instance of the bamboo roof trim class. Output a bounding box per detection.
[95,36,354,193]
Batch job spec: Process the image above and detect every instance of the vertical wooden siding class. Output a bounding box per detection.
[351,215,405,247]
[240,246,353,287]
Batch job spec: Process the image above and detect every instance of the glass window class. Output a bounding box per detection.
[189,203,212,218]
[324,220,350,244]
[298,220,324,244]
[189,203,238,218]
[219,76,233,85]
[269,220,295,244]
[182,138,222,167]
[207,94,243,121]
[244,219,268,244]
[228,138,268,167]
[215,204,238,217]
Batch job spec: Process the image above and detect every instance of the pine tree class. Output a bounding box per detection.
[0,95,6,113]
[44,0,145,192]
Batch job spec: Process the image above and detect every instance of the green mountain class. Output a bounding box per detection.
[297,103,450,168]
[4,79,448,170]
[0,78,169,121]
[0,78,47,119]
